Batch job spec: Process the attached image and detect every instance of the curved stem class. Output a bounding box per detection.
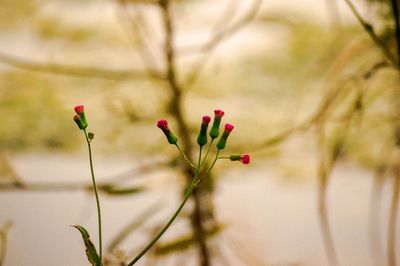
[83,129,103,264]
[175,144,197,169]
[207,149,220,175]
[318,181,338,266]
[127,149,203,265]
[127,181,196,265]
[200,139,214,168]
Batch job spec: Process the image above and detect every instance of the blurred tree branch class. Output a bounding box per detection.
[183,0,263,89]
[390,0,400,67]
[0,51,164,81]
[116,0,162,74]
[0,221,12,266]
[249,60,389,153]
[343,0,398,67]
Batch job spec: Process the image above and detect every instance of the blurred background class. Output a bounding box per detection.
[0,0,400,265]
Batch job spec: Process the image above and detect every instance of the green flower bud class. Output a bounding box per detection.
[197,116,211,147]
[216,123,234,150]
[209,109,225,139]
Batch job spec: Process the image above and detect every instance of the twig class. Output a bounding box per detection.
[0,51,163,80]
[183,0,263,89]
[368,165,388,266]
[116,1,161,74]
[390,0,400,67]
[343,0,397,66]
[0,221,12,266]
[316,123,339,266]
[387,166,400,266]
[249,60,389,153]
[315,86,362,266]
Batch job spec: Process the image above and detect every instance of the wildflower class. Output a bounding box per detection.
[157,119,178,145]
[197,115,211,147]
[229,153,250,164]
[74,105,85,115]
[209,109,225,139]
[73,105,88,129]
[216,123,234,150]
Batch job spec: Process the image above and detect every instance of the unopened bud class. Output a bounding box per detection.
[230,153,250,164]
[216,123,234,150]
[73,115,87,130]
[197,115,211,147]
[157,119,178,145]
[209,109,225,139]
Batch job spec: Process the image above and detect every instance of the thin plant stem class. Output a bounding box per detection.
[175,143,197,169]
[200,139,214,168]
[83,129,103,264]
[207,149,221,175]
[388,170,400,266]
[127,148,203,265]
[198,146,203,171]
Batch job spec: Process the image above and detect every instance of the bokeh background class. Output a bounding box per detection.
[1,0,400,265]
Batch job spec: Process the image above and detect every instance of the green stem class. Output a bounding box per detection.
[198,146,203,170]
[128,169,199,266]
[83,129,103,264]
[200,139,214,168]
[175,144,197,169]
[207,149,220,175]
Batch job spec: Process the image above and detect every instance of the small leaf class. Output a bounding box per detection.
[100,184,145,196]
[72,225,101,266]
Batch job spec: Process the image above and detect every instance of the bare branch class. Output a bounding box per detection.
[183,0,263,89]
[0,51,164,81]
[116,1,162,74]
[343,0,397,67]
[249,60,389,153]
[390,0,400,67]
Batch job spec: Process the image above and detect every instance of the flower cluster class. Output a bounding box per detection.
[157,109,250,165]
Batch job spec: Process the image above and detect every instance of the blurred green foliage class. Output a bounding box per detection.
[0,72,78,150]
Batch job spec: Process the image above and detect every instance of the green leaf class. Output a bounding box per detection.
[72,225,101,266]
[100,184,145,196]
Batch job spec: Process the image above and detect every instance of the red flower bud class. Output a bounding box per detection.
[216,123,234,150]
[157,119,178,145]
[209,110,225,139]
[229,153,250,165]
[241,154,250,164]
[214,109,225,118]
[198,115,211,146]
[202,115,211,125]
[224,123,234,133]
[157,119,168,130]
[74,105,85,115]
